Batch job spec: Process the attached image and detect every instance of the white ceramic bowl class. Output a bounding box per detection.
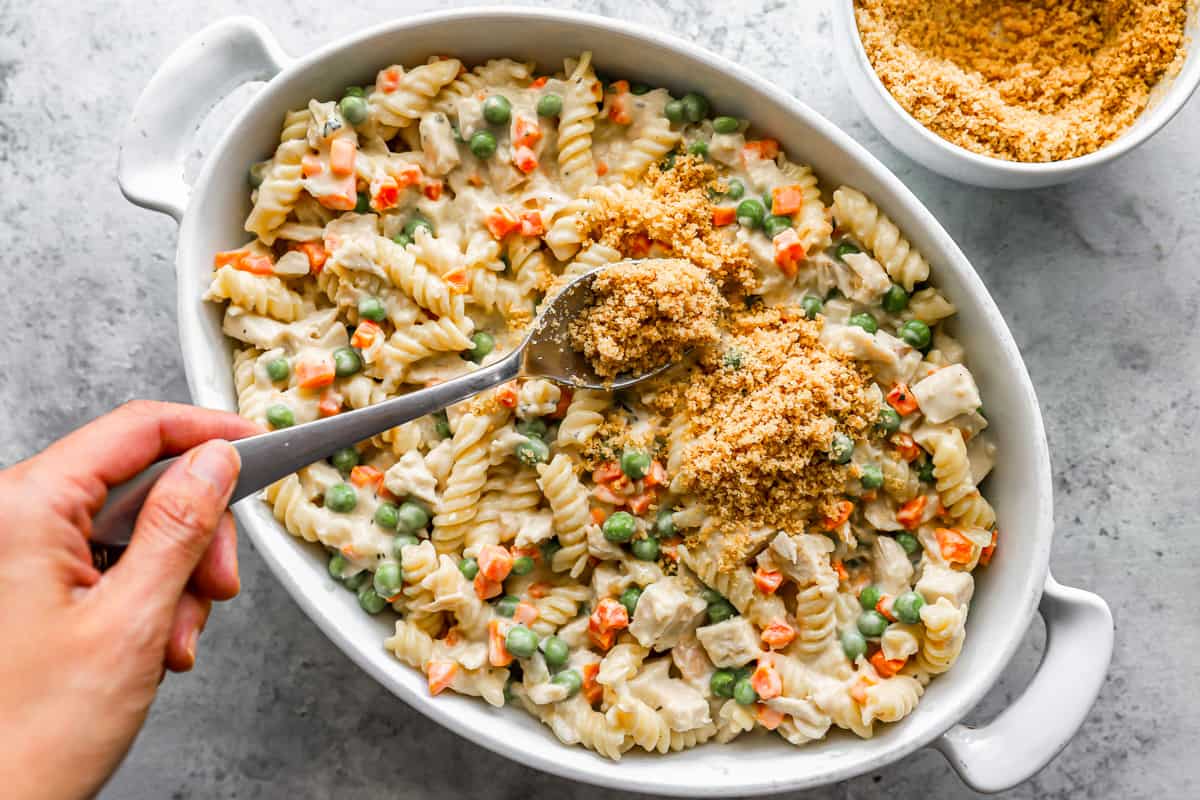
[117,10,1113,795]
[832,0,1200,189]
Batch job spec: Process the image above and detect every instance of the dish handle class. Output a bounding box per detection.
[935,573,1113,792]
[117,16,290,221]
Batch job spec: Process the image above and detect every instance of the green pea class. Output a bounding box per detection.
[374,502,399,530]
[496,595,521,617]
[469,129,497,159]
[483,94,512,125]
[900,319,932,349]
[358,296,387,322]
[433,410,451,439]
[707,599,736,624]
[857,609,889,638]
[392,232,413,248]
[801,295,823,320]
[894,591,926,624]
[511,555,535,576]
[542,636,569,668]
[710,669,737,698]
[505,625,538,658]
[826,287,843,301]
[620,448,651,480]
[517,419,548,439]
[541,538,562,562]
[687,140,708,158]
[700,588,724,605]
[344,86,367,98]
[343,570,368,591]
[835,241,861,260]
[536,92,564,117]
[841,627,868,660]
[632,537,660,562]
[619,586,642,617]
[681,92,710,122]
[266,404,294,430]
[763,215,793,239]
[325,483,357,513]
[266,357,290,382]
[733,677,758,705]
[829,433,855,465]
[762,191,775,213]
[861,464,884,490]
[333,347,362,377]
[339,95,369,126]
[403,215,434,238]
[896,532,922,555]
[882,284,909,313]
[603,511,637,543]
[917,458,936,483]
[552,669,583,697]
[354,191,371,214]
[736,198,765,229]
[848,313,878,334]
[393,532,419,557]
[248,161,268,188]
[396,501,430,533]
[463,331,494,363]
[373,562,403,599]
[357,584,387,615]
[877,407,902,435]
[655,506,676,538]
[458,557,479,580]
[330,447,360,474]
[630,83,651,95]
[659,152,677,171]
[664,99,685,123]
[516,437,551,466]
[859,584,882,611]
[328,552,349,580]
[724,178,745,200]
[712,115,739,134]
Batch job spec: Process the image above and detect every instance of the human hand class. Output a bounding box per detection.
[0,401,261,800]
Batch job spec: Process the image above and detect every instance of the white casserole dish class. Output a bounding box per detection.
[117,10,1113,795]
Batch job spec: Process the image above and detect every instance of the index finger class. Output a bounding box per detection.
[37,399,262,491]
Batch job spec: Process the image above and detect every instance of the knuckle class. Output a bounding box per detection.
[119,399,162,419]
[140,492,212,555]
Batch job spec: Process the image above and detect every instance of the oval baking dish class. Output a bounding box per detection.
[118,9,1112,795]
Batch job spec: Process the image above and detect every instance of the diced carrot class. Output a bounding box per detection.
[351,320,382,349]
[330,138,356,176]
[886,382,920,416]
[589,598,630,634]
[754,567,784,595]
[512,116,543,148]
[512,545,541,563]
[822,499,854,530]
[513,145,538,174]
[869,650,907,678]
[595,160,608,177]
[756,704,785,730]
[593,461,623,484]
[833,559,849,582]
[742,138,780,162]
[592,485,625,506]
[513,601,540,626]
[892,432,921,462]
[317,174,358,211]
[549,387,573,419]
[935,527,975,565]
[485,206,521,239]
[526,582,551,599]
[771,185,804,216]
[297,241,327,273]
[610,80,630,94]
[318,390,342,418]
[590,507,608,525]
[443,267,470,294]
[474,572,503,600]
[627,491,655,515]
[849,676,875,704]
[441,627,461,647]
[379,67,401,94]
[426,660,459,695]
[980,529,998,566]
[773,228,805,277]
[896,496,927,530]
[467,172,484,188]
[237,254,275,276]
[608,474,633,494]
[349,465,384,491]
[581,662,603,706]
[530,76,548,89]
[588,627,616,652]
[761,621,796,650]
[643,460,667,489]
[519,210,545,237]
[876,595,896,622]
[214,250,246,269]
[478,544,514,582]
[392,163,423,187]
[296,357,336,390]
[422,179,443,201]
[750,659,782,700]
[301,153,324,177]
[608,93,632,125]
[496,383,518,408]
[712,206,737,227]
[370,175,401,211]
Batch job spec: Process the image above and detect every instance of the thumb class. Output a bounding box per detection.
[104,440,240,615]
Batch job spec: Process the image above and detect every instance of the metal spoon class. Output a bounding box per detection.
[90,261,673,548]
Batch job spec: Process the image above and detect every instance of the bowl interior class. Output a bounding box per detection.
[175,10,1053,795]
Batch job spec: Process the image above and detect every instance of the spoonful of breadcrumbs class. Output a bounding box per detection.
[89,258,719,547]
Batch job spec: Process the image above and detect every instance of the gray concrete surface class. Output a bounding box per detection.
[0,0,1196,797]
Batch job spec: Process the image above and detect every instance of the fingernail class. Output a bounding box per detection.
[187,441,237,495]
[186,627,199,664]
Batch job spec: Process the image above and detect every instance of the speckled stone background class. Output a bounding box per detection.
[0,0,1196,797]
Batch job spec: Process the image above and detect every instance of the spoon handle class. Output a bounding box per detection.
[89,350,522,548]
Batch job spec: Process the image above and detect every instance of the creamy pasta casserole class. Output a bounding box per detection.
[205,52,999,758]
